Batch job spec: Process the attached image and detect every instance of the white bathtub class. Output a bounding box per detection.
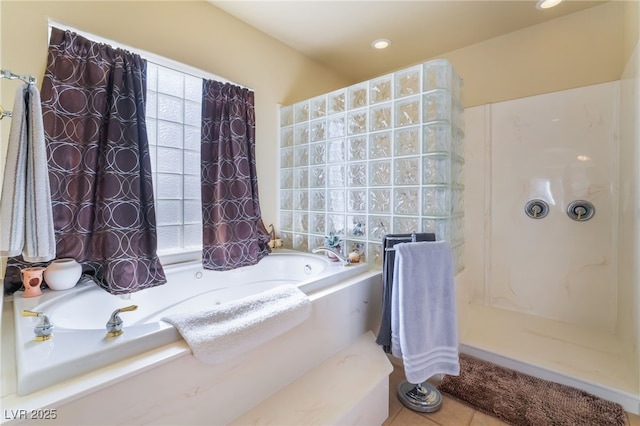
[11,251,369,396]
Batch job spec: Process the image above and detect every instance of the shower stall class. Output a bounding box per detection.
[458,47,640,413]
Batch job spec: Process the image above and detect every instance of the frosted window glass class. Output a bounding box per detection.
[147,117,157,145]
[184,200,202,224]
[157,147,183,174]
[183,224,202,248]
[157,226,182,253]
[184,75,202,102]
[184,175,201,199]
[157,94,184,123]
[157,200,183,225]
[147,63,158,92]
[184,126,200,151]
[157,173,183,199]
[145,62,207,256]
[148,145,157,174]
[146,91,157,118]
[158,67,184,97]
[183,150,200,175]
[158,120,183,148]
[184,100,201,127]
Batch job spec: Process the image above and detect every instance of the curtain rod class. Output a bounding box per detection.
[47,20,252,91]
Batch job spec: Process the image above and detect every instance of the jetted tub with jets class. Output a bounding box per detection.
[10,251,371,396]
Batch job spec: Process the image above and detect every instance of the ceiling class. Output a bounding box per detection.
[210,0,607,83]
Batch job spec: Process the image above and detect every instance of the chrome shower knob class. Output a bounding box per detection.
[567,200,595,221]
[524,199,549,219]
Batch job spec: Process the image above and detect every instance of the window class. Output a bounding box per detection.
[48,22,246,265]
[146,63,203,260]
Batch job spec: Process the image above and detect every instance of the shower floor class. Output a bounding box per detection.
[460,303,638,400]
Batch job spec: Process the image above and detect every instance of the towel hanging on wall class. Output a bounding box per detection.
[0,84,55,262]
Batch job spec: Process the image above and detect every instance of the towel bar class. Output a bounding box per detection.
[1,68,37,85]
[0,106,12,120]
[383,232,417,242]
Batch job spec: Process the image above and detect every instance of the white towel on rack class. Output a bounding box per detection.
[163,284,312,364]
[391,241,460,384]
[0,84,55,262]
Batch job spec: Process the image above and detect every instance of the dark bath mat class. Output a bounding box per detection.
[437,353,628,426]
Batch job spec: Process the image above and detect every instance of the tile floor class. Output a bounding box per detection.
[383,365,640,426]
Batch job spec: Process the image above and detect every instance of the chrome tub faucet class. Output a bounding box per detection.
[312,247,351,265]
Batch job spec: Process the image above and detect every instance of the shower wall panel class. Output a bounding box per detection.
[486,82,618,331]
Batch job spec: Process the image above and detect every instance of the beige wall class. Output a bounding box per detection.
[436,1,625,108]
[0,0,351,229]
[623,0,640,64]
[617,0,640,378]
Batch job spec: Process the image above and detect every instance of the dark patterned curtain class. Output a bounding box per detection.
[200,80,270,270]
[32,27,165,294]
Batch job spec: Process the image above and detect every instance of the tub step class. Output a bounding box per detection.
[230,330,393,425]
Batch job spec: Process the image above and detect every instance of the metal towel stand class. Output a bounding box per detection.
[384,232,444,413]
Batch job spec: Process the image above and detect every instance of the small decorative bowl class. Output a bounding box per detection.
[44,258,82,291]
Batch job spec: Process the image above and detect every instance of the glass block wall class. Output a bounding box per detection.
[278,59,465,271]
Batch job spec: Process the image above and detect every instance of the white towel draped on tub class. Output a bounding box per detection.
[391,241,460,384]
[0,84,55,262]
[163,284,312,364]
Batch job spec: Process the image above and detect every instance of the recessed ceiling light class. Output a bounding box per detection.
[536,0,563,9]
[372,39,391,50]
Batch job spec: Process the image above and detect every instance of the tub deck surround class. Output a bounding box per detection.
[10,251,370,396]
[2,262,383,425]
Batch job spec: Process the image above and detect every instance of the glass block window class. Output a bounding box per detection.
[146,62,203,257]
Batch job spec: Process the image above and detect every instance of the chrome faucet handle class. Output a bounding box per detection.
[106,305,138,337]
[21,310,54,341]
